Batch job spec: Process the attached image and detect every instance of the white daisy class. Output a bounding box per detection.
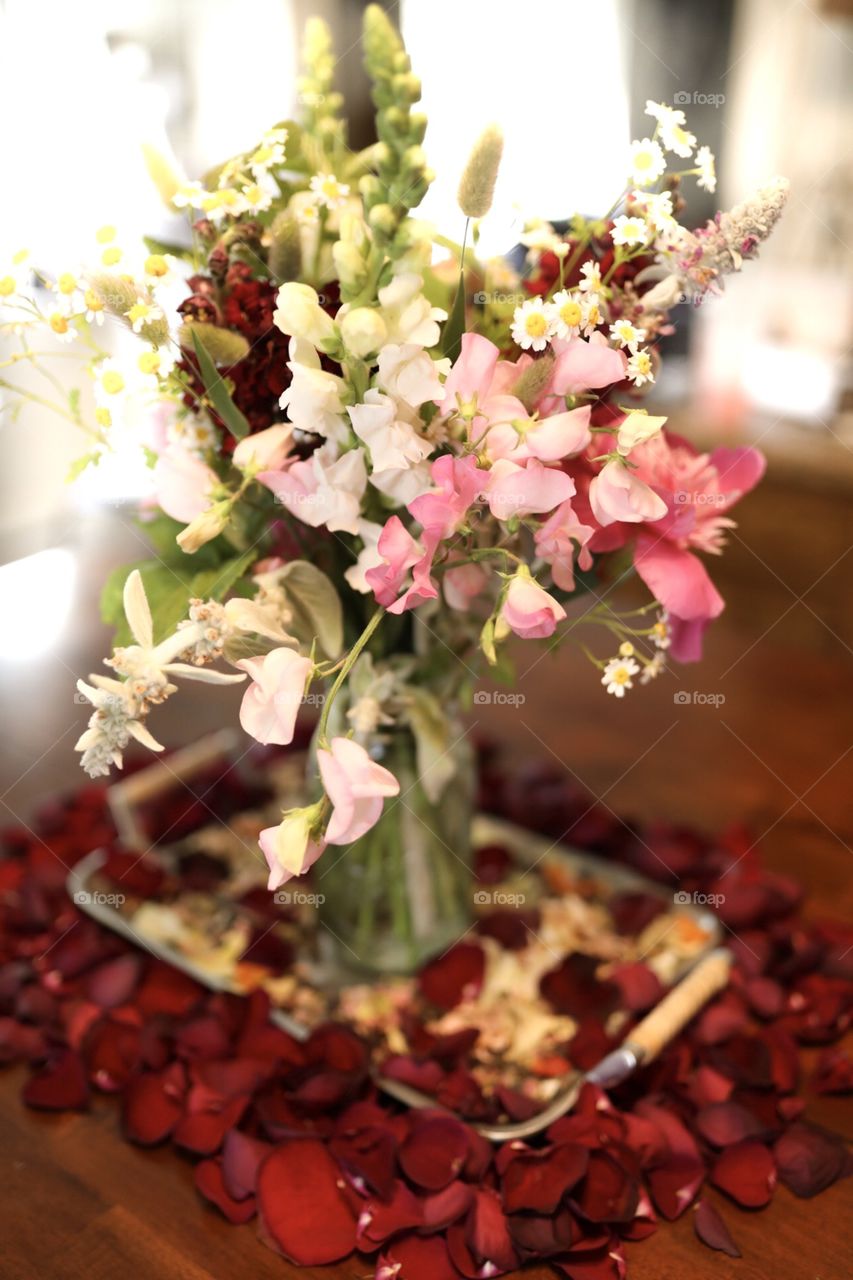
[550,289,583,340]
[695,145,716,193]
[0,248,31,301]
[650,613,671,650]
[611,215,650,248]
[309,172,351,210]
[609,318,647,352]
[125,298,164,334]
[48,311,75,344]
[511,297,556,351]
[602,656,640,697]
[626,350,655,387]
[629,138,666,188]
[640,652,666,683]
[580,294,604,338]
[631,189,675,233]
[578,261,603,294]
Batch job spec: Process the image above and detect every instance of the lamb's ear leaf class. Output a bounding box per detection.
[278,561,344,659]
[190,330,250,440]
[404,687,454,803]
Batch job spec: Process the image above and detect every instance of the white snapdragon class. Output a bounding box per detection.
[348,390,433,475]
[378,273,446,347]
[273,282,338,352]
[339,306,388,358]
[377,343,448,407]
[279,339,349,443]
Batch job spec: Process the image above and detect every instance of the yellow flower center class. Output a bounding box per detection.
[101,247,122,266]
[126,302,150,325]
[95,407,112,427]
[96,225,117,244]
[613,667,631,685]
[12,248,28,265]
[242,183,265,205]
[559,300,582,327]
[634,353,651,373]
[586,304,601,327]
[321,178,341,201]
[0,276,15,296]
[49,313,69,335]
[673,127,689,148]
[102,370,125,395]
[144,254,168,278]
[524,312,548,338]
[84,289,104,312]
[138,351,161,375]
[635,151,652,171]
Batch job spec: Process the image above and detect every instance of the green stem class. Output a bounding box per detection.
[316,606,384,747]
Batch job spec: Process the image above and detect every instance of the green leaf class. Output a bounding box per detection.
[440,272,466,363]
[66,451,100,483]
[143,235,195,263]
[479,616,497,666]
[190,330,250,440]
[278,561,343,659]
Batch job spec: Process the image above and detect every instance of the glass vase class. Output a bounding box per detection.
[314,721,475,976]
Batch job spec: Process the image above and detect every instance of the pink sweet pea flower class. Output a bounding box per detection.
[259,810,326,889]
[365,516,441,615]
[443,562,489,610]
[236,647,313,745]
[500,572,566,639]
[535,499,595,592]
[408,453,484,538]
[589,459,668,526]
[317,737,400,845]
[232,424,294,471]
[487,458,575,521]
[154,445,218,523]
[437,332,529,446]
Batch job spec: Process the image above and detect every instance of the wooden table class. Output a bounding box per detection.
[1,513,851,1278]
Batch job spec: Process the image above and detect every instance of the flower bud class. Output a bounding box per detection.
[368,203,397,237]
[273,282,337,350]
[267,211,302,282]
[340,307,388,358]
[458,124,504,219]
[86,272,137,317]
[176,502,230,554]
[178,321,250,365]
[512,354,555,412]
[332,241,367,290]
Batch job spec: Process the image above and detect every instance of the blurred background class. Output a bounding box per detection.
[0,0,851,911]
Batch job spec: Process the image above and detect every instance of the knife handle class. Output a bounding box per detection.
[626,948,731,1064]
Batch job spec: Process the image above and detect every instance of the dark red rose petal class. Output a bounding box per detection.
[502,1143,588,1213]
[357,1180,423,1247]
[540,954,620,1020]
[123,1063,186,1145]
[22,1048,88,1111]
[508,1206,577,1257]
[711,1140,776,1208]
[694,1101,766,1148]
[419,943,486,1011]
[449,1187,518,1278]
[221,1129,272,1200]
[194,1158,256,1224]
[399,1112,470,1190]
[380,1233,463,1280]
[135,963,203,1018]
[693,991,748,1045]
[173,1093,249,1155]
[573,1150,639,1224]
[83,1015,142,1091]
[552,1237,627,1280]
[811,1046,853,1095]
[773,1122,847,1198]
[330,1123,397,1199]
[421,1181,474,1232]
[257,1139,357,1265]
[638,1103,704,1220]
[693,1198,741,1257]
[610,963,665,1013]
[85,953,142,1008]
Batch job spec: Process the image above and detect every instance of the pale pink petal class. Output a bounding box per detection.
[634,536,725,623]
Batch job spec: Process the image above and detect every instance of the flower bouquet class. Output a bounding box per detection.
[2,7,787,972]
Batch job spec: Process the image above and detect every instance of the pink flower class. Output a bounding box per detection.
[589,459,668,526]
[365,515,436,613]
[486,458,575,521]
[437,332,528,445]
[259,811,326,890]
[443,562,489,610]
[236,647,313,745]
[408,453,484,539]
[535,499,595,592]
[538,334,627,415]
[233,424,294,471]
[525,406,592,461]
[500,573,566,639]
[154,445,218,523]
[317,737,400,845]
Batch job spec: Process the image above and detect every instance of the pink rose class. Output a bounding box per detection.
[236,647,313,745]
[317,737,400,845]
[500,573,566,639]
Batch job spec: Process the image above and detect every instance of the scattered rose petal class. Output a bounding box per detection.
[773,1122,848,1198]
[194,1158,256,1224]
[22,1047,88,1111]
[693,1198,741,1257]
[419,943,486,1011]
[257,1139,357,1264]
[711,1140,776,1207]
[399,1112,470,1190]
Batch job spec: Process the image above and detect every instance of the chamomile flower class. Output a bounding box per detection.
[631,189,675,232]
[294,196,321,226]
[83,288,106,325]
[167,411,218,455]
[200,187,246,221]
[647,103,697,158]
[520,221,564,256]
[48,311,75,343]
[650,613,671,649]
[629,138,666,188]
[137,346,175,381]
[125,298,163,334]
[511,296,556,351]
[0,248,30,300]
[640,651,666,683]
[248,129,287,179]
[626,349,655,387]
[611,215,650,248]
[578,261,603,294]
[602,655,640,697]
[53,271,84,313]
[609,318,647,351]
[695,145,716,193]
[94,358,129,406]
[550,289,583,340]
[143,254,173,282]
[580,294,604,337]
[309,172,350,210]
[173,181,205,211]
[240,182,273,214]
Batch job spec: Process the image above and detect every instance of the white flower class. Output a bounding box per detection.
[370,460,432,504]
[578,261,603,294]
[279,340,349,442]
[631,189,675,232]
[173,181,205,210]
[75,675,164,777]
[520,221,563,255]
[48,311,75,344]
[615,411,667,455]
[345,519,386,594]
[695,145,716,193]
[601,656,640,697]
[611,215,650,248]
[511,297,555,351]
[550,290,583,340]
[125,297,164,334]
[629,137,666,187]
[339,306,388,358]
[309,172,351,209]
[273,282,338,351]
[609,319,647,352]
[0,248,31,301]
[646,101,697,158]
[269,442,368,535]
[378,273,446,347]
[53,270,84,313]
[640,652,666,683]
[580,294,604,337]
[347,389,433,474]
[248,129,287,179]
[94,358,130,409]
[240,182,273,214]
[377,343,447,407]
[650,613,671,650]
[626,350,655,387]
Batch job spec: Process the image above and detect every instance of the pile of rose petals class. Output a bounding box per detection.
[1,747,851,1279]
